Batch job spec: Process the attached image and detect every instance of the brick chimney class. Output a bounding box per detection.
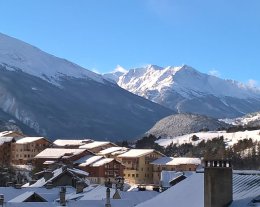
[204,160,233,207]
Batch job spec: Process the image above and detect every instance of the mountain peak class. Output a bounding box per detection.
[108,64,260,118]
[0,33,104,85]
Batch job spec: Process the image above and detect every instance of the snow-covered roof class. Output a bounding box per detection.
[68,168,89,177]
[136,172,260,207]
[168,157,201,165]
[160,171,194,188]
[9,191,46,202]
[98,147,128,155]
[79,185,159,206]
[74,155,103,167]
[0,187,74,202]
[15,137,47,144]
[150,157,173,165]
[27,167,88,188]
[53,139,92,147]
[0,137,14,145]
[34,148,87,159]
[91,158,114,167]
[117,149,154,158]
[79,141,110,149]
[150,157,201,165]
[0,131,20,137]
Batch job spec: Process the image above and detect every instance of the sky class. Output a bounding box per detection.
[0,0,259,85]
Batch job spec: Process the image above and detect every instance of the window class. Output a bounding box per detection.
[128,174,130,177]
[136,174,139,177]
[132,174,135,177]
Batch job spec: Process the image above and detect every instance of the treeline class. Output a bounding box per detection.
[132,135,260,170]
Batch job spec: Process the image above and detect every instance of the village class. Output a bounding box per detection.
[0,131,201,186]
[0,130,259,207]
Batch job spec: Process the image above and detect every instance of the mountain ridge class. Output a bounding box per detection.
[0,33,173,140]
[104,65,260,118]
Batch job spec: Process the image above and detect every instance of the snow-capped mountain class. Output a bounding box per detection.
[0,33,173,140]
[221,112,260,127]
[146,113,230,139]
[105,65,260,118]
[0,33,103,85]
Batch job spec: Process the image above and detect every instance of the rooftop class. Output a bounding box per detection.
[117,149,154,158]
[0,137,14,146]
[16,137,47,144]
[74,155,103,167]
[53,139,92,147]
[98,147,128,155]
[79,141,110,149]
[136,171,260,207]
[91,158,114,167]
[34,148,87,159]
[150,157,201,165]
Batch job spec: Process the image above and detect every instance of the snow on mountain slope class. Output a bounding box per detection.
[0,33,173,139]
[105,64,260,118]
[0,33,103,84]
[146,113,229,139]
[221,112,260,127]
[156,129,260,148]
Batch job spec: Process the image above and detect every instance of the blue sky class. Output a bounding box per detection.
[0,0,259,85]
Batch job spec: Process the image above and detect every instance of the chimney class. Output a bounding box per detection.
[105,187,111,207]
[204,160,233,207]
[44,169,54,181]
[76,181,85,194]
[0,194,4,206]
[60,187,66,206]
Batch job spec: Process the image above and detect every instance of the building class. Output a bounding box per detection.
[53,139,93,148]
[117,149,164,184]
[79,141,118,153]
[0,137,15,166]
[74,155,124,184]
[34,148,93,170]
[11,137,52,165]
[150,157,201,185]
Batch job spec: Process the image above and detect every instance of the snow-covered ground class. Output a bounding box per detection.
[156,130,260,147]
[221,112,260,126]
